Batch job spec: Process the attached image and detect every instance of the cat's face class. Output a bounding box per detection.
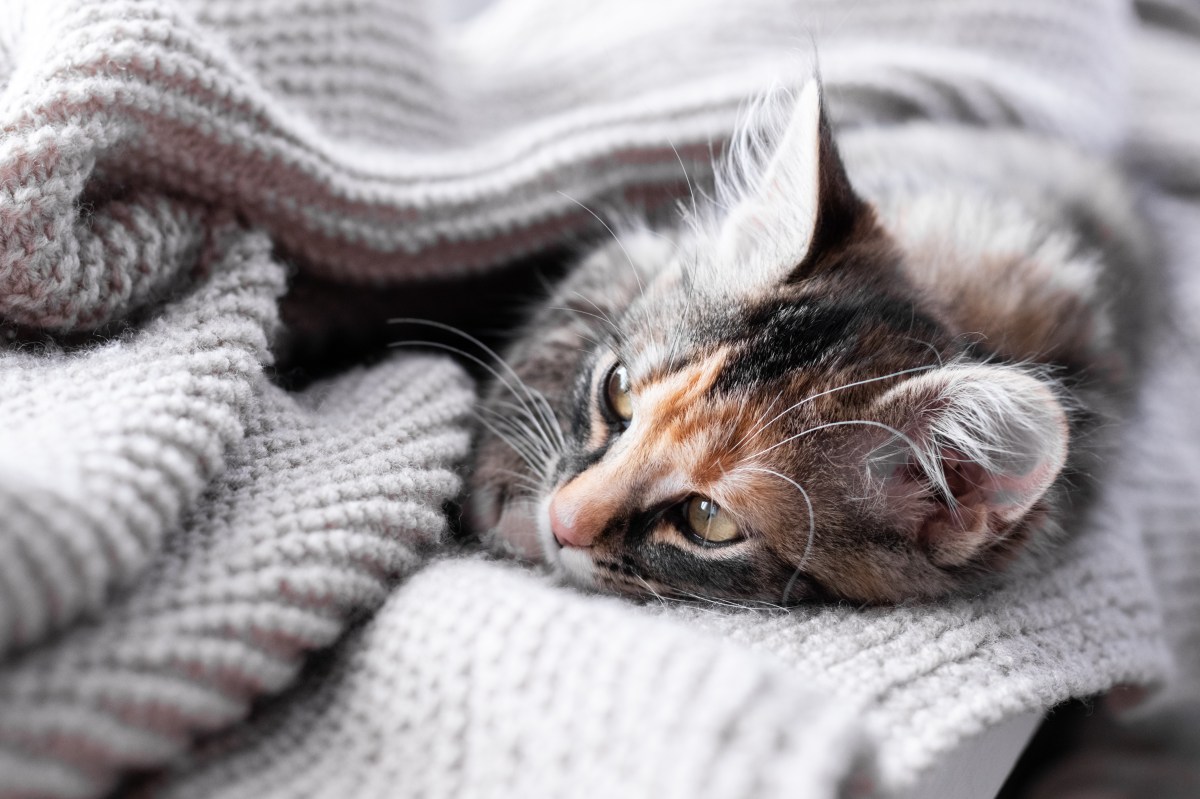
[468,83,1070,605]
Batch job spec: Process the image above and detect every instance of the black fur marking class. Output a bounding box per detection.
[566,370,593,435]
[555,446,607,484]
[639,543,761,595]
[716,294,944,391]
[778,566,834,604]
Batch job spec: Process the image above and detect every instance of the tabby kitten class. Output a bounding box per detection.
[466,81,1149,605]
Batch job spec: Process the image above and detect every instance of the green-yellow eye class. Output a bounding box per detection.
[683,496,741,544]
[605,363,633,422]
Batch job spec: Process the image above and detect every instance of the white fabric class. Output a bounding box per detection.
[1,1,1198,797]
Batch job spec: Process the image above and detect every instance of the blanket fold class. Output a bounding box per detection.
[0,337,473,797]
[142,559,869,799]
[0,229,281,658]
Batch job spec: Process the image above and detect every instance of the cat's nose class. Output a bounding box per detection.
[549,494,597,548]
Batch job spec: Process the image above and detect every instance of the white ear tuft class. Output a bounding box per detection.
[718,81,823,269]
[870,365,1069,566]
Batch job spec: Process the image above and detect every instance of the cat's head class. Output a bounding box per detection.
[470,82,1070,605]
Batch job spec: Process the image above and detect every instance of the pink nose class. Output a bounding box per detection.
[549,494,596,548]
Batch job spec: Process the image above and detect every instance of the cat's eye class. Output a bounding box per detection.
[604,363,633,423]
[682,496,741,545]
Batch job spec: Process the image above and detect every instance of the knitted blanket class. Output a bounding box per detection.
[1,0,1198,797]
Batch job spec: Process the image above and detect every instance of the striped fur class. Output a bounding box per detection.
[468,82,1151,605]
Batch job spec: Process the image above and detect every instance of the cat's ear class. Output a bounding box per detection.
[868,366,1070,568]
[717,80,869,279]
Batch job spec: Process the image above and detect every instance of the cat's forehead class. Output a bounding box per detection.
[619,278,944,398]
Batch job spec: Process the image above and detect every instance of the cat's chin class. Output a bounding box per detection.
[552,546,598,589]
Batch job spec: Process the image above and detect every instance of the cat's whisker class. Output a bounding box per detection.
[633,578,732,616]
[471,410,545,475]
[901,336,945,367]
[748,418,906,459]
[480,476,543,504]
[548,305,622,342]
[738,363,942,448]
[489,468,542,494]
[481,388,559,465]
[668,585,784,613]
[666,136,701,221]
[474,389,560,465]
[556,190,647,306]
[632,574,672,608]
[535,389,568,452]
[566,289,619,326]
[390,337,546,437]
[729,389,786,452]
[485,399,559,458]
[389,319,567,454]
[567,291,625,340]
[741,466,817,606]
[480,403,564,470]
[475,412,545,469]
[670,588,742,609]
[480,414,554,471]
[746,418,945,501]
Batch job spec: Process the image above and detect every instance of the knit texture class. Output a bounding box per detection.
[143,558,869,799]
[0,226,474,797]
[1,0,1198,798]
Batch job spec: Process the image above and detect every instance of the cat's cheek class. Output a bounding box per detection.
[465,487,501,533]
[485,499,550,564]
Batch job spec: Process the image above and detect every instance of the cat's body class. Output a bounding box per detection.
[467,83,1152,605]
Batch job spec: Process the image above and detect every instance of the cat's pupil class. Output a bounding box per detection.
[604,363,633,422]
[683,496,740,544]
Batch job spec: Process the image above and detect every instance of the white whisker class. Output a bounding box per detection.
[742,466,816,605]
[729,388,785,451]
[556,191,647,305]
[746,418,944,502]
[633,574,672,608]
[392,338,561,462]
[568,290,623,335]
[389,319,567,452]
[480,404,556,462]
[471,410,544,474]
[548,305,622,343]
[738,363,940,448]
[667,136,700,221]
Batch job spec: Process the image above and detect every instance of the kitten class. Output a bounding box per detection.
[465,81,1151,605]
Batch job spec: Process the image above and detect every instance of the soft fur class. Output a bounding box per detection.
[467,80,1151,605]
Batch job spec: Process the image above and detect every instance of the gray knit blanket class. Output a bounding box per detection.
[2,1,1199,797]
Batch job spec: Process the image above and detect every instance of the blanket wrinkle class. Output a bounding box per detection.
[0,229,281,660]
[1,0,1198,798]
[0,342,473,798]
[0,0,1134,333]
[136,559,872,799]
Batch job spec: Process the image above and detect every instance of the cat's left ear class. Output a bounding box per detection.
[868,365,1070,568]
[717,80,870,279]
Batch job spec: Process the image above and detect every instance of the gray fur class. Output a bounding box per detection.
[467,98,1153,605]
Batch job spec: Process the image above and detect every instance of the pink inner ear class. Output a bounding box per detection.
[893,450,1005,565]
[914,438,1064,565]
[941,449,987,507]
[872,366,1070,567]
